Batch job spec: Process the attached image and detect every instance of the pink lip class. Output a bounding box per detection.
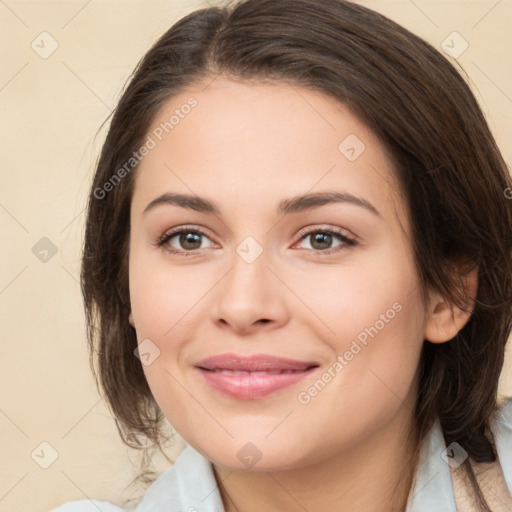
[195,353,319,400]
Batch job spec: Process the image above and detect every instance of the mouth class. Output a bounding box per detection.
[195,353,320,400]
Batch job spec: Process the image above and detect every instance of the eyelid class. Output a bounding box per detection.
[292,225,357,255]
[154,223,357,255]
[295,224,356,243]
[154,224,217,248]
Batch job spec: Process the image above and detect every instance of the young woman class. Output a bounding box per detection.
[51,0,512,510]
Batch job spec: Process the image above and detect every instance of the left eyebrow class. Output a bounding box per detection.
[143,191,381,218]
[278,191,381,218]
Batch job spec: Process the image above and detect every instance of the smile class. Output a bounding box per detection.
[195,353,319,400]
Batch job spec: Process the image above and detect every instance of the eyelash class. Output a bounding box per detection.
[154,224,357,257]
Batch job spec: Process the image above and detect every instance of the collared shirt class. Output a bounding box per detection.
[50,398,512,512]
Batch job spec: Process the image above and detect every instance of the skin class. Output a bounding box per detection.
[128,76,477,512]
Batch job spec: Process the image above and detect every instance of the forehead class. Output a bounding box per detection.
[132,76,404,224]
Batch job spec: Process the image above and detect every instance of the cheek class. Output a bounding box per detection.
[128,250,205,429]
[287,262,424,454]
[128,247,218,405]
[294,245,425,403]
[293,245,421,347]
[129,247,209,337]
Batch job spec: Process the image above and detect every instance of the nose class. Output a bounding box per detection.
[211,244,289,335]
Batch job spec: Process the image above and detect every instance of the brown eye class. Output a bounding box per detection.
[156,226,216,255]
[309,232,335,250]
[176,231,203,250]
[295,227,356,255]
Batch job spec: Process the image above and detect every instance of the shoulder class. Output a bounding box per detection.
[493,395,512,448]
[50,444,224,512]
[453,397,512,511]
[135,444,224,511]
[492,396,512,496]
[496,395,512,423]
[405,398,512,512]
[48,500,127,511]
[493,395,512,496]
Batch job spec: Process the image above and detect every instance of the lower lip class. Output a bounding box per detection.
[196,367,318,400]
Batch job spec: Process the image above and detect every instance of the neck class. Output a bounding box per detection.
[213,404,420,512]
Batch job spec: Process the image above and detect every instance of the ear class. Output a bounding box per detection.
[424,263,478,344]
[129,311,135,328]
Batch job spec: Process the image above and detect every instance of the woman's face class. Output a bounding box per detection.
[128,76,428,471]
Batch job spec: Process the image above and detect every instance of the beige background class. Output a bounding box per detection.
[0,1,511,511]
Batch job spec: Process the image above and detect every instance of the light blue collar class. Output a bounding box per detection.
[405,420,457,511]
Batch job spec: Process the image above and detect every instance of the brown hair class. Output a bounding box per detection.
[81,0,512,509]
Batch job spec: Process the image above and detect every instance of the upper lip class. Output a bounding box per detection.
[195,353,319,372]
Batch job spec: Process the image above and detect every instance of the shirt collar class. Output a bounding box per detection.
[137,419,458,512]
[405,419,457,511]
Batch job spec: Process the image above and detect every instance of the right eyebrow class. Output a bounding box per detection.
[143,192,220,216]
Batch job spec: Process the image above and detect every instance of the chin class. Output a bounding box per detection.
[190,435,312,473]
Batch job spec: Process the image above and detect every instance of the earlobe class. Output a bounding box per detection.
[424,265,478,344]
[129,311,135,328]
